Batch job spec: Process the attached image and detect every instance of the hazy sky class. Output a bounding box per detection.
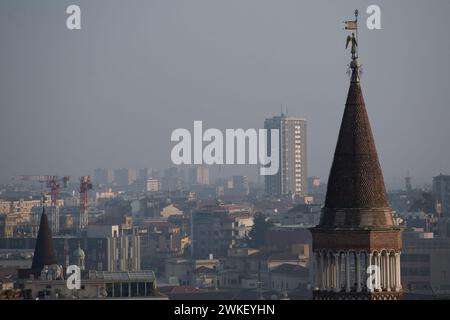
[1,0,449,189]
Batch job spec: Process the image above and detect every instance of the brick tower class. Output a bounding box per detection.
[310,11,403,300]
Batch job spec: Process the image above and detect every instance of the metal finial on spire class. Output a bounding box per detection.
[346,33,358,59]
[344,9,360,82]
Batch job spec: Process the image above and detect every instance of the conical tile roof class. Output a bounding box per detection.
[31,206,57,270]
[319,67,394,228]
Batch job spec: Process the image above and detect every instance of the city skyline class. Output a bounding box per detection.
[1,2,450,304]
[1,0,450,189]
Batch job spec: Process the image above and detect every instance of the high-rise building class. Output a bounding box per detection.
[94,168,114,186]
[433,174,450,217]
[138,168,152,181]
[231,176,250,196]
[32,205,60,234]
[405,171,412,193]
[146,178,160,193]
[161,167,183,191]
[114,168,138,187]
[310,27,403,300]
[264,115,307,197]
[189,166,210,186]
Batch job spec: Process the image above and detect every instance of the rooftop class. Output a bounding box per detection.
[86,271,156,281]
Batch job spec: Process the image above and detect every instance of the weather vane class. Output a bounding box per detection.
[344,9,359,59]
[344,9,361,81]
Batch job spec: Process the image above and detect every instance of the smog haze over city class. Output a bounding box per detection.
[1,0,449,189]
[1,0,450,308]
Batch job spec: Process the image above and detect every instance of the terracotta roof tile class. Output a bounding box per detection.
[318,74,395,229]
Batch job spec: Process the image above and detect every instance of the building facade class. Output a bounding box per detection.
[190,166,210,186]
[146,178,160,193]
[191,208,238,259]
[94,168,114,186]
[264,115,307,198]
[433,174,450,217]
[114,169,137,187]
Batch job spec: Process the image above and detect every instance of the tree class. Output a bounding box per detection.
[246,213,273,248]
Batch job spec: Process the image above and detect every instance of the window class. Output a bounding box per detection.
[138,282,146,296]
[131,282,138,297]
[145,282,154,296]
[113,283,121,297]
[402,254,430,262]
[121,283,129,297]
[106,283,113,297]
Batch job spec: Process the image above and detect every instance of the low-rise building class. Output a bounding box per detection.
[191,207,240,259]
[269,263,309,293]
[402,229,450,297]
[22,270,165,300]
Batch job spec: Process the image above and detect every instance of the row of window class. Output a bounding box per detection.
[105,282,155,297]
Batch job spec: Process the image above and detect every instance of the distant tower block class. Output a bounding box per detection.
[405,171,412,192]
[17,175,70,205]
[310,11,403,300]
[79,176,93,229]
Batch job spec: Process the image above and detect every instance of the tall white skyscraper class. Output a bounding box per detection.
[264,114,307,197]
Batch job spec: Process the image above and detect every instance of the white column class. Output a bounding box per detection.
[390,253,395,291]
[368,252,374,292]
[328,252,332,291]
[334,253,340,292]
[356,252,361,292]
[329,252,334,291]
[386,253,391,291]
[331,253,335,291]
[380,251,386,291]
[380,253,385,290]
[376,253,381,291]
[314,251,319,290]
[325,252,330,291]
[395,252,402,291]
[320,251,325,290]
[345,252,350,292]
[362,252,368,291]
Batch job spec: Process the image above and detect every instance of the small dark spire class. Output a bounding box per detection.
[31,206,57,270]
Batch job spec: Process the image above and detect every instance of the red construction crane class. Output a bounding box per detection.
[79,176,93,228]
[16,175,70,206]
